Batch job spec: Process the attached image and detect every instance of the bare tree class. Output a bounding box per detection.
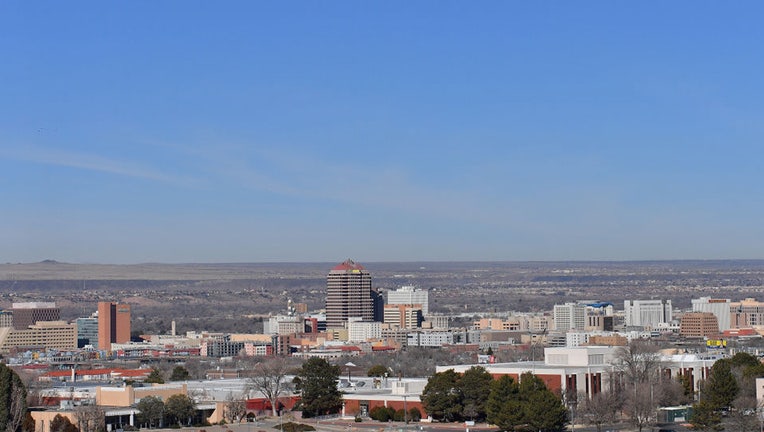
[578,392,619,432]
[74,405,106,432]
[614,339,662,386]
[726,396,761,432]
[224,393,247,423]
[6,385,27,432]
[624,382,658,432]
[248,359,290,416]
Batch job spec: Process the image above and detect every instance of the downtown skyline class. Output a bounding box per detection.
[2,2,764,264]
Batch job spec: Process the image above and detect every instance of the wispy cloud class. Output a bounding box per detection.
[1,145,199,187]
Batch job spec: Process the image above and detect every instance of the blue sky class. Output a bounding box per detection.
[2,2,763,263]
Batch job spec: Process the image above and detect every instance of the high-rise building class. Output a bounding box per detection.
[692,297,731,331]
[98,302,131,350]
[10,302,60,329]
[624,299,673,328]
[76,316,99,348]
[326,259,374,328]
[387,285,429,316]
[553,303,586,331]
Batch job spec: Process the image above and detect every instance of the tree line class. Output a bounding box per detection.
[421,366,568,432]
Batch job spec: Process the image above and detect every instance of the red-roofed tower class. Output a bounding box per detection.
[326,259,373,328]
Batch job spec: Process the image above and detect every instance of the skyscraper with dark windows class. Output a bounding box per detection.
[326,259,374,328]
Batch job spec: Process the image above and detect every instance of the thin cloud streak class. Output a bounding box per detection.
[1,145,199,187]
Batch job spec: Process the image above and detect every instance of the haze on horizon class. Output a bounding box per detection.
[2,2,764,265]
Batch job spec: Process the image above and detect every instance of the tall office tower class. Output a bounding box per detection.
[98,302,131,350]
[326,259,373,328]
[692,297,731,331]
[553,303,586,331]
[624,299,673,328]
[10,302,60,329]
[387,285,429,316]
[76,316,99,348]
[371,289,385,322]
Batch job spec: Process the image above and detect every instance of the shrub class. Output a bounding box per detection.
[408,408,422,422]
[393,409,406,422]
[369,406,396,422]
[274,422,315,432]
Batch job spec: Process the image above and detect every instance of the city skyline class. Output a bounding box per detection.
[3,2,764,263]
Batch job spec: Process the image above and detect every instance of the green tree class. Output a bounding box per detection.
[136,395,165,428]
[689,400,723,431]
[704,359,739,410]
[523,381,568,432]
[486,375,524,431]
[164,394,195,426]
[293,358,342,418]
[169,366,190,381]
[145,368,165,384]
[420,369,463,422]
[0,363,27,432]
[458,366,492,422]
[366,365,388,377]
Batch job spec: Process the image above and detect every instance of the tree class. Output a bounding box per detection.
[49,415,78,432]
[519,373,568,432]
[624,382,657,432]
[366,365,388,377]
[145,368,165,384]
[169,366,190,382]
[578,392,619,432]
[689,400,723,431]
[224,394,247,423]
[614,340,661,386]
[136,395,165,428]
[164,394,195,427]
[486,375,523,431]
[75,405,105,432]
[0,363,27,432]
[420,369,463,422]
[249,359,291,417]
[293,358,342,418]
[458,366,492,422]
[21,413,35,432]
[704,359,739,410]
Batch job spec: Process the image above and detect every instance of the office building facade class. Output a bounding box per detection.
[387,285,429,316]
[624,299,673,328]
[326,259,374,328]
[692,297,731,331]
[98,302,131,350]
[10,302,60,329]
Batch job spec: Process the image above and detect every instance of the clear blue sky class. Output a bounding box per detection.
[2,2,763,263]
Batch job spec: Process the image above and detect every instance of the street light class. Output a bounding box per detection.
[345,362,356,387]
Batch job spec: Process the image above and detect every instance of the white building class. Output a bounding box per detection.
[692,297,731,331]
[553,303,586,331]
[407,330,454,347]
[624,299,673,328]
[348,319,381,342]
[387,285,429,316]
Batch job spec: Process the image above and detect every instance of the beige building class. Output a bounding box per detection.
[680,312,720,338]
[0,320,77,353]
[383,304,423,329]
[96,383,187,406]
[731,298,764,328]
